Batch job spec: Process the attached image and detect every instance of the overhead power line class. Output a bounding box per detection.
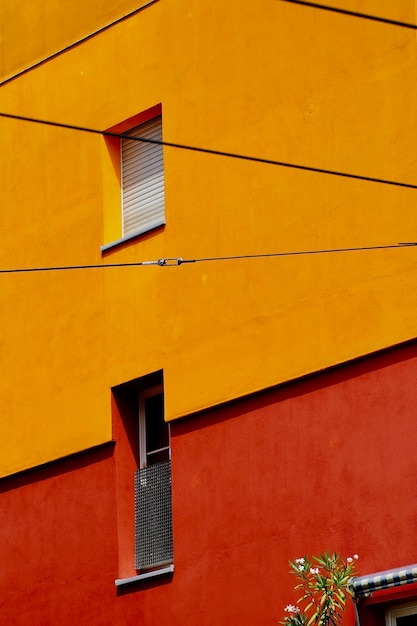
[1,111,417,191]
[0,243,416,274]
[281,0,417,30]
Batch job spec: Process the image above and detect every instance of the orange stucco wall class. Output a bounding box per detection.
[1,0,417,475]
[0,0,155,82]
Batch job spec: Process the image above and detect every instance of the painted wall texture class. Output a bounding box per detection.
[0,0,155,81]
[1,342,417,624]
[1,1,417,473]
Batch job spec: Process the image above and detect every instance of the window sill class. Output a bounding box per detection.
[100,220,165,253]
[115,564,174,587]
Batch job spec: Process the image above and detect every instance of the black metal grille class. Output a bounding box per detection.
[134,459,173,570]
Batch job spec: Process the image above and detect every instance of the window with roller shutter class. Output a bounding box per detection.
[121,116,165,238]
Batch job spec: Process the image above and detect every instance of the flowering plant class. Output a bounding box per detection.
[281,552,358,626]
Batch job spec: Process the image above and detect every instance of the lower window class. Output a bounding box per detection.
[135,384,173,570]
[387,603,417,626]
[112,372,173,581]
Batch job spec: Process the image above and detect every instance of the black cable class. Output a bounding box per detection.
[280,0,417,30]
[0,243,415,274]
[0,260,152,274]
[183,243,417,264]
[1,111,417,191]
[0,0,160,88]
[2,0,415,92]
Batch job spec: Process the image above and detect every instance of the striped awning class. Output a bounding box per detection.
[352,564,417,596]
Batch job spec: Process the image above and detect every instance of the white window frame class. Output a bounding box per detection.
[138,384,170,469]
[386,602,417,626]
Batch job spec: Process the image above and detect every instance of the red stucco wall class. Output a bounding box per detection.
[1,342,417,624]
[171,341,417,625]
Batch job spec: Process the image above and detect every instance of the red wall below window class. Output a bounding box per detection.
[1,342,417,625]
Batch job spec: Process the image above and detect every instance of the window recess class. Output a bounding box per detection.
[112,372,173,586]
[101,104,165,253]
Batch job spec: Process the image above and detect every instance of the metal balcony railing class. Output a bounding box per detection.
[134,459,173,570]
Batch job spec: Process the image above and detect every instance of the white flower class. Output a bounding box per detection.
[347,557,353,564]
[285,605,300,614]
[295,557,305,564]
[310,567,319,575]
[354,554,359,560]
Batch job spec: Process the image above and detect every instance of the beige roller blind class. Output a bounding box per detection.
[122,116,165,237]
